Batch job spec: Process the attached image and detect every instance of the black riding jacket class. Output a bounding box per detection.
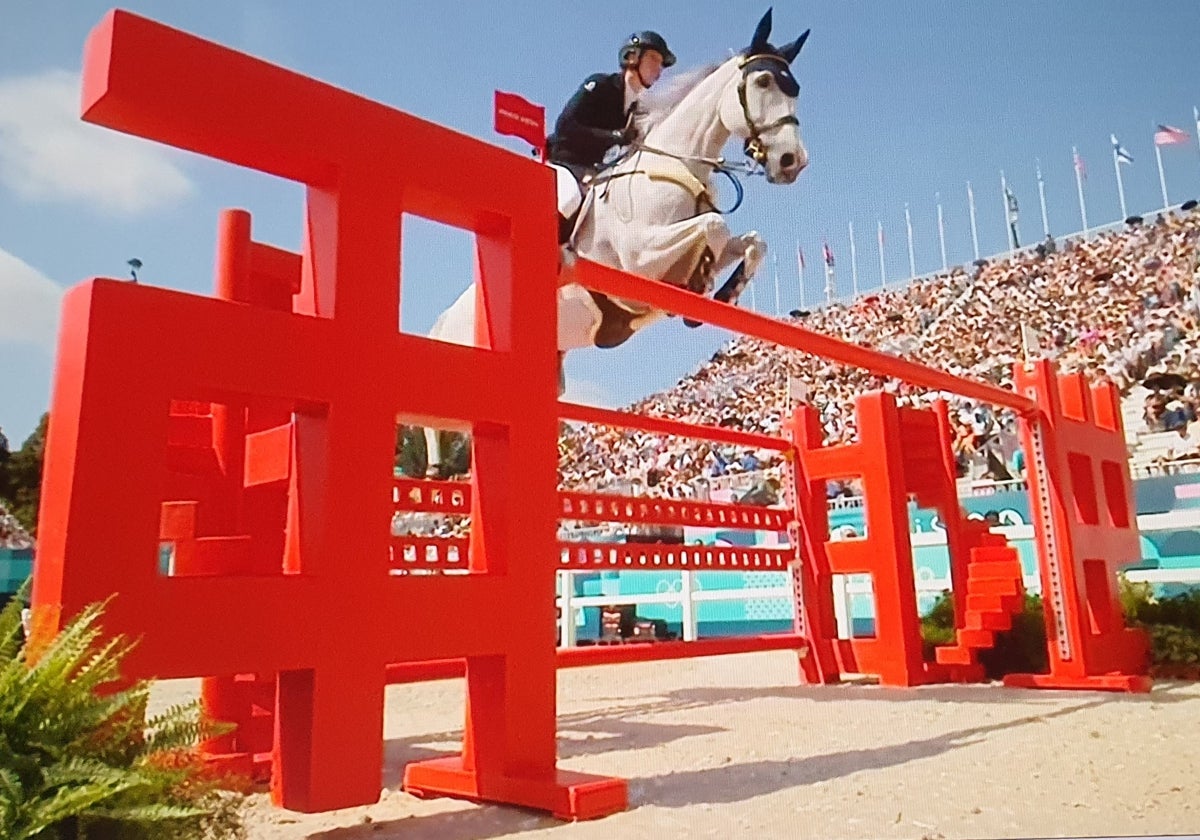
[546,72,630,168]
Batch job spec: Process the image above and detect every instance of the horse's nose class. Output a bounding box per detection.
[780,150,808,176]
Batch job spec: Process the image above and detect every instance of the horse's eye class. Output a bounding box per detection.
[755,73,772,89]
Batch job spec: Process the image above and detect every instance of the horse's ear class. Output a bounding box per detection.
[780,29,810,64]
[750,8,773,53]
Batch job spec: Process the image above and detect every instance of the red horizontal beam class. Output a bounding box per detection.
[560,491,789,530]
[555,634,808,667]
[382,634,808,683]
[559,401,793,451]
[558,541,794,571]
[566,258,1038,416]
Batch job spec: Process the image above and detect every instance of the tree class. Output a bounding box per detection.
[0,425,12,503]
[394,426,471,479]
[2,414,48,536]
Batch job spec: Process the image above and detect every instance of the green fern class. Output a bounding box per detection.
[0,580,245,839]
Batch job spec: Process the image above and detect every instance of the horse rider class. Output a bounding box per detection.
[546,31,676,240]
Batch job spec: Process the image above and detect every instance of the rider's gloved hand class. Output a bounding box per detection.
[612,125,638,146]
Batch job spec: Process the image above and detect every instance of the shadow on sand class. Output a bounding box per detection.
[308,679,1198,839]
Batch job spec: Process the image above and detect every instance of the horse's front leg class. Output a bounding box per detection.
[707,231,767,309]
[713,230,767,279]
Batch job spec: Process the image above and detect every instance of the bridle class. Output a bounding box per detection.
[736,53,800,166]
[589,52,800,217]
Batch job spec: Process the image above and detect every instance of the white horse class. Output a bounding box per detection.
[422,9,810,477]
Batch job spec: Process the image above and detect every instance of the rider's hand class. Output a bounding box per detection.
[612,125,638,146]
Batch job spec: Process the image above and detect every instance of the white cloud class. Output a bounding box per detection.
[0,69,193,215]
[0,247,64,351]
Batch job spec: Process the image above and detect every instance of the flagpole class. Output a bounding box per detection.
[966,181,980,260]
[999,171,1014,251]
[936,194,947,272]
[773,253,781,316]
[749,279,757,312]
[876,220,886,289]
[1155,141,1169,209]
[824,252,835,305]
[1195,106,1200,169]
[1072,147,1088,235]
[1111,138,1128,220]
[796,241,806,309]
[904,203,916,279]
[848,221,860,298]
[1036,159,1049,237]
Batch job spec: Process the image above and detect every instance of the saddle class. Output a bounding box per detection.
[548,160,750,327]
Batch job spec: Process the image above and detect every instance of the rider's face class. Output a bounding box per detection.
[637,50,665,87]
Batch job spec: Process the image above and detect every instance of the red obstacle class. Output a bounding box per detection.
[29,8,1150,825]
[787,392,1025,687]
[1003,361,1152,692]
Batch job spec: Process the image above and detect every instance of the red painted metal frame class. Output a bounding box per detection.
[31,8,1151,829]
[33,9,623,819]
[558,541,793,571]
[560,400,794,450]
[564,259,1039,416]
[559,491,788,529]
[381,634,810,683]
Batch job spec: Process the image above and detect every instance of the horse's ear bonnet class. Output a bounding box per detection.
[740,7,808,98]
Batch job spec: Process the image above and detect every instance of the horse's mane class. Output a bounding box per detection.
[634,59,727,134]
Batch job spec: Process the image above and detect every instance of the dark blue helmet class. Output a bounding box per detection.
[619,31,676,68]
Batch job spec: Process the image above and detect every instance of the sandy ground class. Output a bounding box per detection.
[150,652,1200,840]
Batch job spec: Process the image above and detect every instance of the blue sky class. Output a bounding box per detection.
[2,1,1200,444]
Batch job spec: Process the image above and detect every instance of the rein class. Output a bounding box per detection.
[595,146,752,215]
[600,52,798,215]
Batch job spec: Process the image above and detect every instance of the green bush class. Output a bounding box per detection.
[1118,572,1156,623]
[977,594,1048,679]
[1147,624,1200,667]
[1137,591,1200,635]
[923,577,1200,680]
[919,590,957,660]
[920,589,1047,678]
[0,582,245,840]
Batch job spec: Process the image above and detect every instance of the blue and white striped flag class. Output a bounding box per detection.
[1111,134,1134,165]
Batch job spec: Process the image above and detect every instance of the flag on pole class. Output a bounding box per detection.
[493,91,546,153]
[1111,134,1134,164]
[797,244,806,271]
[1073,149,1087,180]
[1111,134,1131,219]
[822,240,835,267]
[1154,124,1191,146]
[1004,186,1019,219]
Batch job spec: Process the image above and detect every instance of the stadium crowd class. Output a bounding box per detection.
[557,204,1200,499]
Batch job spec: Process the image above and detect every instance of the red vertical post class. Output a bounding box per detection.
[1005,360,1151,692]
[33,9,625,817]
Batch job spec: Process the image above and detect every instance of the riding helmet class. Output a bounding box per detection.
[619,31,676,68]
